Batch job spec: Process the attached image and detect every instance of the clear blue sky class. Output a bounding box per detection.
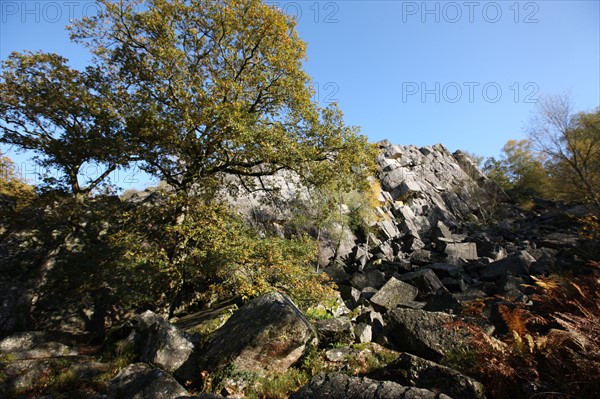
[1,0,599,188]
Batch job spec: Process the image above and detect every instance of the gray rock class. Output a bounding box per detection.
[432,221,453,243]
[495,275,528,300]
[396,269,446,299]
[410,249,433,265]
[426,263,462,279]
[354,323,373,343]
[323,261,350,284]
[424,290,462,313]
[441,277,468,292]
[385,308,470,361]
[314,317,355,347]
[350,270,387,290]
[340,285,362,308]
[529,249,557,275]
[126,310,197,381]
[394,206,422,239]
[0,331,78,360]
[200,292,315,374]
[444,242,478,260]
[474,238,507,261]
[325,347,354,362]
[290,373,453,399]
[356,311,386,345]
[110,363,190,399]
[479,253,532,281]
[369,277,419,311]
[378,218,401,241]
[361,287,379,300]
[381,167,409,192]
[393,178,423,201]
[379,260,413,276]
[370,352,485,399]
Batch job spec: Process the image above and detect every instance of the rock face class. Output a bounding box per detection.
[200,291,316,374]
[370,353,486,399]
[290,373,453,399]
[378,142,504,232]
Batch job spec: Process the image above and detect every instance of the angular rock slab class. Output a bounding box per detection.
[370,353,486,399]
[385,308,469,362]
[444,242,478,260]
[110,363,190,399]
[396,269,446,299]
[290,373,453,399]
[370,277,419,311]
[200,291,316,374]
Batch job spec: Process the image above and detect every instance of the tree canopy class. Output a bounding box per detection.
[1,0,374,197]
[0,52,132,195]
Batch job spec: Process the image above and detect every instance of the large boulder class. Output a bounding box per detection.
[370,353,486,399]
[369,277,419,311]
[356,311,387,344]
[290,373,453,399]
[110,363,190,399]
[385,308,469,361]
[200,291,316,374]
[125,310,197,382]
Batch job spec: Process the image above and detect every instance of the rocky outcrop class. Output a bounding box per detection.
[200,291,316,374]
[290,373,453,399]
[2,141,598,399]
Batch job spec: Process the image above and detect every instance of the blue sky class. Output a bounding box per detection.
[1,0,599,188]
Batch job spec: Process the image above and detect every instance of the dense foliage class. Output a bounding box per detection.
[0,0,375,331]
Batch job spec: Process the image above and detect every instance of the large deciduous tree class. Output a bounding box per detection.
[1,0,374,198]
[69,0,373,195]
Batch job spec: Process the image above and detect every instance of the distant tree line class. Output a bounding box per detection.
[483,94,600,210]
